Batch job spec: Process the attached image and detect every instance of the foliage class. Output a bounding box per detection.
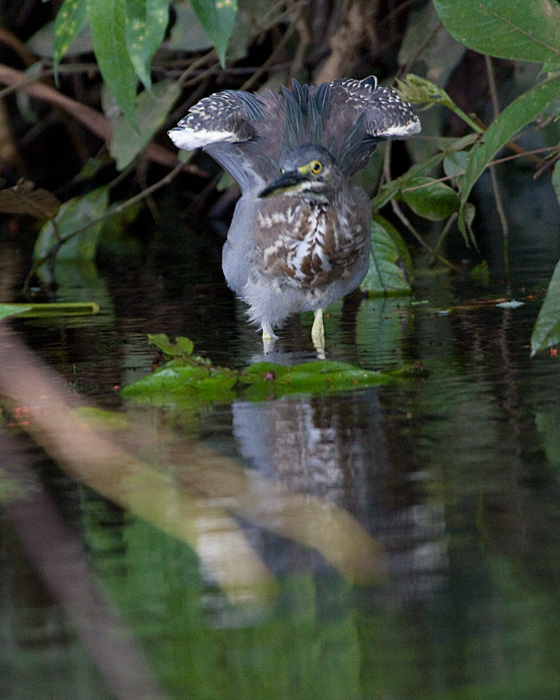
[1,0,560,352]
[122,334,402,406]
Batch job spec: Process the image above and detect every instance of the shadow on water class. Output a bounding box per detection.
[2,178,560,699]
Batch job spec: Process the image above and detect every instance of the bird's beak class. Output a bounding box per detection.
[259,170,307,198]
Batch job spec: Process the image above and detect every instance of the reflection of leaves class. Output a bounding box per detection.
[122,335,402,407]
[531,258,560,355]
[0,181,61,219]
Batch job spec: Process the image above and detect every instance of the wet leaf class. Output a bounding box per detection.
[0,181,61,220]
[125,0,170,90]
[362,216,412,296]
[459,75,560,238]
[148,333,194,357]
[121,335,398,406]
[90,0,137,123]
[0,304,32,320]
[190,0,238,66]
[531,258,560,355]
[110,81,181,169]
[401,176,460,221]
[433,0,560,63]
[34,186,109,262]
[53,0,90,73]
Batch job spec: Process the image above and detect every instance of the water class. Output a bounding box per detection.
[2,208,560,700]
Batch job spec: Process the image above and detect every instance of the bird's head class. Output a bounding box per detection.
[259,145,340,202]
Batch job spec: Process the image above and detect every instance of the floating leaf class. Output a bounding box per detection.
[362,216,412,296]
[433,0,560,63]
[148,333,194,357]
[121,335,400,406]
[459,75,560,237]
[531,258,560,355]
[401,176,460,221]
[53,0,90,74]
[109,80,181,169]
[190,0,238,66]
[0,181,61,220]
[0,304,32,320]
[89,0,137,123]
[125,0,170,90]
[34,186,109,262]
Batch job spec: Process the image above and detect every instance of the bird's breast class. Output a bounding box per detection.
[255,196,370,289]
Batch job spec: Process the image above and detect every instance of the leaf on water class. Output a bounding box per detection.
[89,0,137,124]
[189,0,238,67]
[531,258,560,355]
[3,302,101,318]
[401,176,460,221]
[0,304,32,320]
[459,75,560,237]
[433,0,560,63]
[109,81,181,169]
[121,335,400,406]
[0,181,61,220]
[53,0,90,74]
[148,333,194,357]
[34,186,109,262]
[362,216,412,296]
[125,0,170,90]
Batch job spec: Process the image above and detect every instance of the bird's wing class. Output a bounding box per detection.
[319,77,421,175]
[168,90,284,192]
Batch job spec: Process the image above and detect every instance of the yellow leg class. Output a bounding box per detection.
[311,308,325,349]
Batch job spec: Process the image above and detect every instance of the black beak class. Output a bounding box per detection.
[258,170,306,198]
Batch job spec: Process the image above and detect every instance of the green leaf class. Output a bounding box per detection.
[90,0,137,123]
[125,0,170,90]
[553,159,560,207]
[53,0,90,74]
[459,75,560,236]
[433,0,560,63]
[109,80,181,169]
[190,0,238,66]
[401,176,460,221]
[362,217,412,296]
[148,333,194,357]
[0,303,32,320]
[34,187,109,262]
[531,258,560,355]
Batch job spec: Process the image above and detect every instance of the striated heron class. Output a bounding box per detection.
[168,77,420,345]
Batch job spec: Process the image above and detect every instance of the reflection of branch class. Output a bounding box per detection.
[2,436,170,700]
[0,322,386,597]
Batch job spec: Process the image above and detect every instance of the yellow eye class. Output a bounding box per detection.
[311,160,322,175]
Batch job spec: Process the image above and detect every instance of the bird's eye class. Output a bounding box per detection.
[311,161,322,175]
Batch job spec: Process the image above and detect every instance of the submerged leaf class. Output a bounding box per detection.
[531,258,560,355]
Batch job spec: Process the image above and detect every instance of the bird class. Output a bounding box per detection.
[168,76,420,346]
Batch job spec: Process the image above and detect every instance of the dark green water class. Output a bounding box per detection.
[2,203,560,700]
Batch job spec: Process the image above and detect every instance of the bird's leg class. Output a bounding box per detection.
[311,308,325,349]
[261,322,278,343]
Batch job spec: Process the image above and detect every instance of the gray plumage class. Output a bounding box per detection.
[169,77,420,341]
